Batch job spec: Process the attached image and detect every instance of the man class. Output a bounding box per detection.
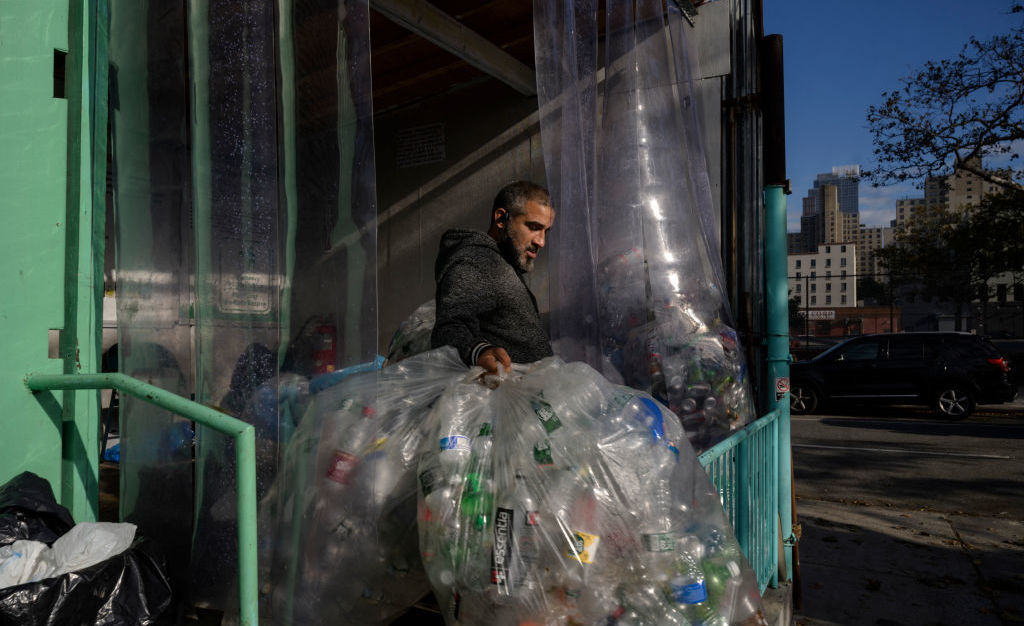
[431,181,555,375]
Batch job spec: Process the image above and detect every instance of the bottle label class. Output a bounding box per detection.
[642,532,675,552]
[530,395,563,433]
[610,391,634,411]
[566,530,600,564]
[491,507,513,589]
[439,435,470,452]
[671,579,707,605]
[419,468,439,496]
[533,441,554,466]
[326,450,358,484]
[525,510,540,526]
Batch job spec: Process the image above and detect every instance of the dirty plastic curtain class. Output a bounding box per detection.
[535,0,755,450]
[109,0,377,616]
[109,1,198,590]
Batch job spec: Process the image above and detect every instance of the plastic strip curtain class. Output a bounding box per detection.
[187,0,378,613]
[535,0,756,452]
[111,0,377,616]
[109,2,198,589]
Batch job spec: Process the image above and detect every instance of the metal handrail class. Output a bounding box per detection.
[698,409,782,592]
[25,372,258,626]
[697,410,779,466]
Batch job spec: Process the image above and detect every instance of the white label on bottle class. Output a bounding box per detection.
[642,532,675,552]
[439,435,469,452]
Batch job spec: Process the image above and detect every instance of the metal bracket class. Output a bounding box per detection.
[671,0,699,26]
[784,522,803,547]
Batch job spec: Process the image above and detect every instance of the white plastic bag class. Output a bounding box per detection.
[0,540,56,589]
[0,522,136,590]
[50,522,137,578]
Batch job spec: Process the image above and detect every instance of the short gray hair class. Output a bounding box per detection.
[491,181,551,221]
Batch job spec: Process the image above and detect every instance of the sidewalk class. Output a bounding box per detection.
[792,497,1024,625]
[975,383,1024,415]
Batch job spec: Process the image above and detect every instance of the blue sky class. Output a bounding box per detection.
[763,1,1019,231]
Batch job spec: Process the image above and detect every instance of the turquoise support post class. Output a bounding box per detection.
[764,184,792,583]
[25,372,259,626]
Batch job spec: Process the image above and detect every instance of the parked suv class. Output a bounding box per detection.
[790,332,1017,419]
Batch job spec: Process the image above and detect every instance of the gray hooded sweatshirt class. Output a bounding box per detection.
[431,229,553,366]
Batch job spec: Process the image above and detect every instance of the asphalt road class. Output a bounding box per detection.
[792,405,1024,519]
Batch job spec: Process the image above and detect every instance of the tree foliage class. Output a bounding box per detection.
[866,4,1024,192]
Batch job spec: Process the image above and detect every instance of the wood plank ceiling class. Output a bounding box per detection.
[369,0,537,113]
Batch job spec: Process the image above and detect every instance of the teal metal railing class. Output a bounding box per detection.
[699,409,781,592]
[25,372,259,626]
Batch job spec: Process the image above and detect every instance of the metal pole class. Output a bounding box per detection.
[761,32,794,583]
[26,373,260,626]
[765,185,793,582]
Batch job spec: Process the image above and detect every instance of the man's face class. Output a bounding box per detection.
[497,200,555,273]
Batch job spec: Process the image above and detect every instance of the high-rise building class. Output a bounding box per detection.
[793,165,862,253]
[924,175,949,208]
[947,159,1007,212]
[788,243,858,308]
[821,184,859,244]
[895,197,927,231]
[855,225,894,278]
[811,165,860,215]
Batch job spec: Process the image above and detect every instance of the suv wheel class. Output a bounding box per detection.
[936,385,974,419]
[790,383,819,415]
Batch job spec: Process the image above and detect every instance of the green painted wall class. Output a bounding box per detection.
[0,1,106,522]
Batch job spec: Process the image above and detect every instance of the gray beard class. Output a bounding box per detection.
[498,234,534,273]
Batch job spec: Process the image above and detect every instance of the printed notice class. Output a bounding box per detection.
[396,122,445,168]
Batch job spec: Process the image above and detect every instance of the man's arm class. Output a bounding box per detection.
[431,259,501,367]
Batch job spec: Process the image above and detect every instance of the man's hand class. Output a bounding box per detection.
[476,346,511,377]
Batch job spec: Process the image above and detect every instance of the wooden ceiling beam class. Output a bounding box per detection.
[369,0,537,96]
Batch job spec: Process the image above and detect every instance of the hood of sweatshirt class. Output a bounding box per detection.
[434,229,507,281]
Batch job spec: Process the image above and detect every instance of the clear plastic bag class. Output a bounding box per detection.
[259,347,469,624]
[417,357,766,625]
[386,300,437,365]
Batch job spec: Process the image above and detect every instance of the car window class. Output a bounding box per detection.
[890,338,932,360]
[835,339,882,362]
[979,339,1002,358]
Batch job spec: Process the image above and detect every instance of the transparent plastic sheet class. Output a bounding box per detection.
[187,0,287,611]
[109,1,198,588]
[112,0,379,617]
[417,358,765,625]
[259,348,468,624]
[534,0,756,452]
[385,300,436,365]
[532,0,602,368]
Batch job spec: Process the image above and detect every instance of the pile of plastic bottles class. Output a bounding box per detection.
[260,348,765,625]
[599,248,755,452]
[259,349,467,624]
[416,357,765,625]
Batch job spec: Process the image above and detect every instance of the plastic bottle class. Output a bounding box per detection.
[458,422,495,591]
[639,444,678,585]
[669,541,724,626]
[489,472,541,605]
[419,457,460,587]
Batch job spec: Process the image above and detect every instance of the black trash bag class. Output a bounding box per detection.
[0,472,75,547]
[0,473,173,625]
[0,537,173,626]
